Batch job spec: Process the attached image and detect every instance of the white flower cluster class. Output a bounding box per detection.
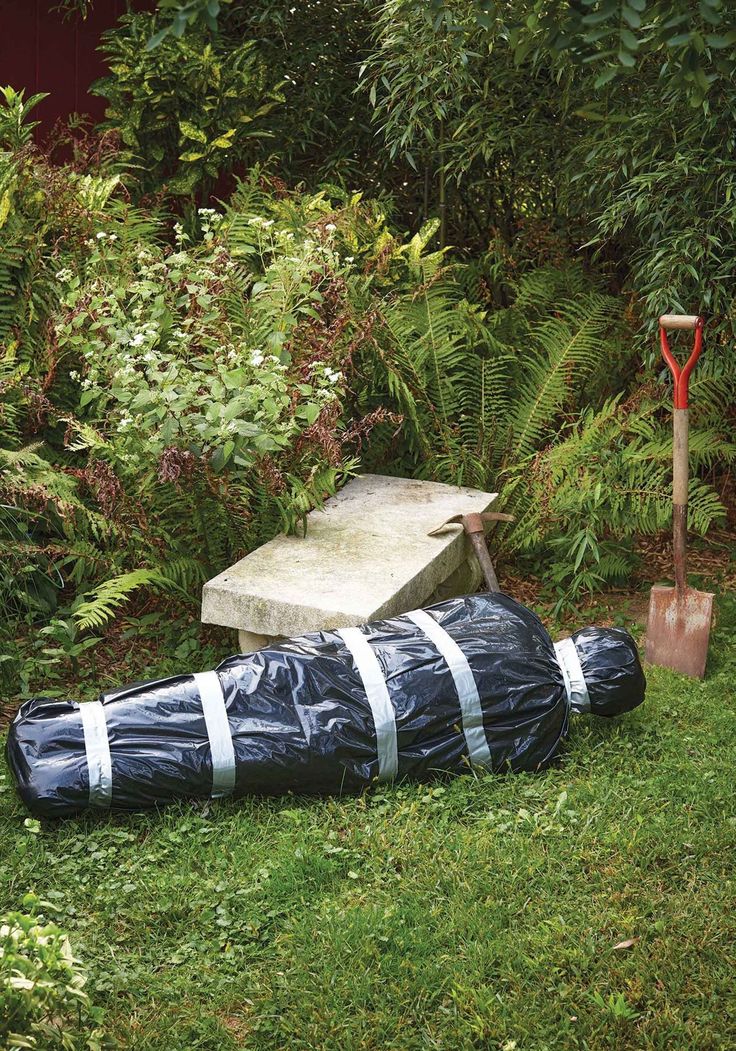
[198,206,223,240]
[54,208,352,466]
[249,350,284,371]
[127,322,159,350]
[307,362,345,406]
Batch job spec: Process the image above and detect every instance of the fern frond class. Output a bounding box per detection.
[73,569,180,631]
[0,441,46,468]
[506,293,613,464]
[512,264,594,316]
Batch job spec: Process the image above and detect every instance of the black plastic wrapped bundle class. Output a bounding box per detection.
[6,593,646,817]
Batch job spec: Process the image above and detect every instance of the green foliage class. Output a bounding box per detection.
[580,81,736,361]
[359,0,736,359]
[0,104,58,356]
[361,2,588,254]
[0,106,135,637]
[72,571,179,632]
[361,0,479,167]
[400,0,736,106]
[508,391,733,610]
[148,0,736,109]
[94,13,282,197]
[3,0,736,656]
[98,2,388,202]
[1,156,445,640]
[55,215,349,469]
[355,259,732,599]
[0,86,48,150]
[0,89,136,365]
[513,0,736,105]
[226,0,378,188]
[146,0,232,49]
[0,898,105,1050]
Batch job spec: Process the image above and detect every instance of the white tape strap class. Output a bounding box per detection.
[193,671,236,798]
[406,609,493,769]
[80,701,112,808]
[337,627,399,782]
[554,637,590,714]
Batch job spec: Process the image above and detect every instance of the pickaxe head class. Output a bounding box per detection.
[427,511,514,537]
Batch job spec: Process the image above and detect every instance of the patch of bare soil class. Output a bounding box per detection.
[500,522,735,634]
[636,526,736,591]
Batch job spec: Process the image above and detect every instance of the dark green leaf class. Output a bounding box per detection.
[145,27,170,51]
[620,29,640,51]
[594,66,619,86]
[617,50,637,67]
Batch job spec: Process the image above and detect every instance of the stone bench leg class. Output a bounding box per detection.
[428,555,483,604]
[238,629,274,654]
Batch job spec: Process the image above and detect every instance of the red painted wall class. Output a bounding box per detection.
[0,0,152,137]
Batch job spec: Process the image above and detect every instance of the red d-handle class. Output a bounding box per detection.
[659,314,705,409]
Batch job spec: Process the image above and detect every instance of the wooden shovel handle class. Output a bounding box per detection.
[672,408,688,593]
[659,314,704,590]
[659,314,701,331]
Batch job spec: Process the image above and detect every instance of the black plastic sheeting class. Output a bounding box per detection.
[6,593,646,817]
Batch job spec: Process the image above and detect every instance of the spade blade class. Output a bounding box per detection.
[645,584,714,679]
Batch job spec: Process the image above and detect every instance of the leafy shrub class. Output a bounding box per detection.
[49,191,375,627]
[1,165,411,639]
[506,389,734,610]
[0,902,105,1050]
[94,14,282,197]
[582,82,736,357]
[0,86,76,359]
[3,139,732,649]
[354,257,734,602]
[0,89,156,632]
[0,86,159,366]
[57,215,347,471]
[217,0,379,189]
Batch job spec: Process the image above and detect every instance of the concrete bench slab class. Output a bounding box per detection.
[201,473,498,650]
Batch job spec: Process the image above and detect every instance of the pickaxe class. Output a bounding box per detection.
[428,512,514,593]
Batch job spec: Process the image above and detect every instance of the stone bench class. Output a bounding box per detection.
[201,473,498,651]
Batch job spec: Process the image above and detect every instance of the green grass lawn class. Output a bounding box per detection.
[1,595,735,1050]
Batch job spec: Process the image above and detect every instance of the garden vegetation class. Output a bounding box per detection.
[1,3,735,1047]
